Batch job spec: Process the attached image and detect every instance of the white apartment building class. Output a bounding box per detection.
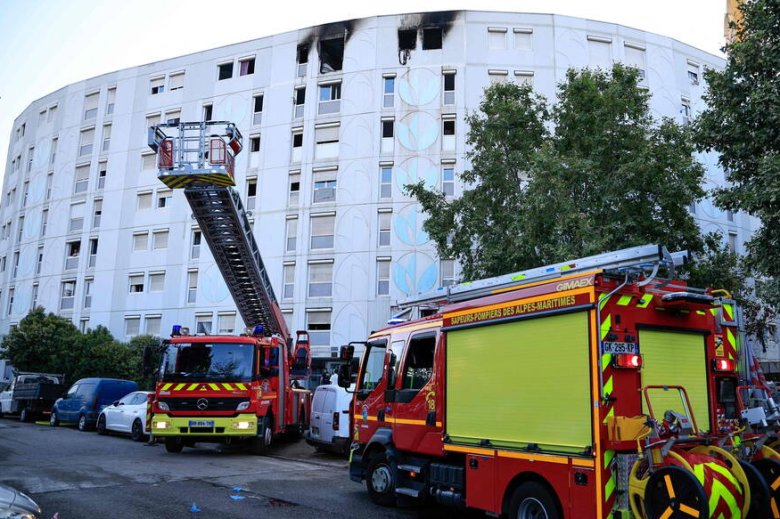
[0,10,757,370]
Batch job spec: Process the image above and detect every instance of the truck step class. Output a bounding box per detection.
[395,487,422,498]
[398,464,425,474]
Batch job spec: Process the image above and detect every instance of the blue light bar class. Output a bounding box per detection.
[252,325,264,337]
[172,325,182,336]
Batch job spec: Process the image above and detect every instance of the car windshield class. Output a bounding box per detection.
[161,342,254,382]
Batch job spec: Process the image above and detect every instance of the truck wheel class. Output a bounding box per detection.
[96,415,107,435]
[49,411,59,427]
[250,416,273,455]
[507,482,560,519]
[741,460,771,519]
[19,407,30,423]
[130,419,145,442]
[644,466,708,519]
[164,438,183,453]
[77,414,89,432]
[366,451,397,507]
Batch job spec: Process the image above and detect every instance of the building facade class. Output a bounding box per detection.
[0,10,756,370]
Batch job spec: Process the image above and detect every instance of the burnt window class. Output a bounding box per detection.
[423,27,443,50]
[218,62,233,80]
[297,43,310,64]
[398,29,417,50]
[319,36,344,73]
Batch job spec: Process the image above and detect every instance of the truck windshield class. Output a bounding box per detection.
[161,342,254,382]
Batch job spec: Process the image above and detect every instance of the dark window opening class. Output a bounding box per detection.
[218,62,233,80]
[382,120,394,138]
[240,58,255,76]
[203,104,213,121]
[250,136,260,152]
[319,37,345,73]
[423,27,443,50]
[297,43,310,64]
[247,181,257,197]
[295,88,306,104]
[290,180,300,192]
[254,95,264,112]
[293,133,303,147]
[444,73,455,91]
[443,120,455,135]
[398,29,417,50]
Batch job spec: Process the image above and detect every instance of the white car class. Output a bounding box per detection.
[306,377,353,455]
[96,390,151,441]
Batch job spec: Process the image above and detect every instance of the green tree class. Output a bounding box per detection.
[695,0,780,307]
[408,65,705,280]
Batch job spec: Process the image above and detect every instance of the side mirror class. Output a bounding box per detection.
[337,364,352,389]
[112,400,120,407]
[339,345,355,361]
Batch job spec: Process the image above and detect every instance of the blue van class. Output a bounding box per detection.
[50,378,138,431]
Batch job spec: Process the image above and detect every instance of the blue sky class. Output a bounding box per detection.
[0,0,726,177]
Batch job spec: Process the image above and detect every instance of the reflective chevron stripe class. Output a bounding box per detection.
[158,382,249,392]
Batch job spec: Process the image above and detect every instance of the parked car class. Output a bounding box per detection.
[96,390,151,441]
[0,372,65,422]
[50,378,138,432]
[305,376,353,455]
[0,481,41,518]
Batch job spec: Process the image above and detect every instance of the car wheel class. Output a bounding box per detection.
[19,407,29,423]
[366,451,397,507]
[77,414,89,432]
[131,419,145,442]
[507,482,561,519]
[97,414,107,435]
[250,416,273,455]
[164,437,183,453]
[49,411,59,427]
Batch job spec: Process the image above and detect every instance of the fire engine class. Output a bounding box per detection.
[338,244,780,518]
[144,121,311,454]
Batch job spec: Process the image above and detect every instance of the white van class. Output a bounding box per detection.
[306,376,353,454]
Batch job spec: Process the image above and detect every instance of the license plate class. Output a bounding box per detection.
[602,341,639,354]
[189,420,214,428]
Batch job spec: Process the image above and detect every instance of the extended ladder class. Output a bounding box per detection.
[148,122,288,336]
[398,244,689,310]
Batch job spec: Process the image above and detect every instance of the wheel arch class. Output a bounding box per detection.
[501,471,564,518]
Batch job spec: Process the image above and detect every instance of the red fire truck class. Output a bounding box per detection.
[145,122,311,454]
[338,244,768,518]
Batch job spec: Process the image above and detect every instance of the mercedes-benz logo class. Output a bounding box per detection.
[196,398,209,410]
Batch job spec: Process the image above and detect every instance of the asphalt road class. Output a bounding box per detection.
[0,418,480,519]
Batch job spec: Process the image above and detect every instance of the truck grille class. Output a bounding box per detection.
[161,397,244,412]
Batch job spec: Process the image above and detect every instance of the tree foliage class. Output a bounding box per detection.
[408,65,705,280]
[695,0,780,307]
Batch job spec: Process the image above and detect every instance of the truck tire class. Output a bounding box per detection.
[250,416,273,455]
[164,438,183,453]
[19,407,30,423]
[131,419,145,442]
[507,481,560,519]
[49,411,59,427]
[366,451,397,507]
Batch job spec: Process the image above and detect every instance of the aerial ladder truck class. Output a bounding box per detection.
[337,244,769,518]
[145,121,311,454]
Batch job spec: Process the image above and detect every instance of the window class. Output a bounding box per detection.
[218,62,233,80]
[587,35,612,68]
[315,124,339,159]
[310,214,335,249]
[422,27,443,50]
[83,92,99,120]
[46,172,53,200]
[624,43,647,82]
[398,29,417,50]
[442,117,456,151]
[307,309,331,346]
[48,105,57,122]
[22,181,29,207]
[187,270,198,303]
[26,147,34,172]
[196,314,212,334]
[128,274,144,293]
[74,164,90,193]
[297,43,309,77]
[137,191,153,210]
[379,165,392,199]
[145,315,161,336]
[252,94,263,125]
[488,27,507,50]
[202,103,213,121]
[441,259,456,287]
[218,313,236,334]
[687,60,700,85]
[383,75,395,108]
[514,27,533,50]
[31,283,39,310]
[16,217,23,243]
[318,82,341,115]
[97,161,107,189]
[39,109,47,124]
[381,119,394,154]
[443,72,456,105]
[79,128,94,156]
[142,153,156,171]
[308,262,333,298]
[283,263,295,299]
[102,124,111,152]
[400,333,435,392]
[0,256,5,272]
[149,271,165,292]
[153,230,169,250]
[40,209,48,237]
[289,172,300,206]
[377,259,390,296]
[50,137,58,165]
[157,189,172,208]
[319,36,344,73]
[125,316,141,337]
[378,211,391,247]
[60,280,76,310]
[514,70,534,87]
[133,231,148,251]
[36,246,43,275]
[69,202,85,232]
[292,129,303,162]
[246,177,257,210]
[88,237,98,267]
[727,210,734,223]
[442,166,455,197]
[728,232,738,253]
[165,109,181,125]
[146,113,160,129]
[488,69,509,84]
[681,98,692,124]
[11,251,19,278]
[189,229,202,259]
[169,71,185,91]
[286,217,297,252]
[106,87,116,115]
[239,57,255,76]
[83,278,93,308]
[294,87,305,118]
[150,76,165,95]
[249,135,260,153]
[313,169,337,203]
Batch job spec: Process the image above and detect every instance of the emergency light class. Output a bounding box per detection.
[712,358,736,372]
[171,325,182,336]
[613,353,642,369]
[252,325,264,337]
